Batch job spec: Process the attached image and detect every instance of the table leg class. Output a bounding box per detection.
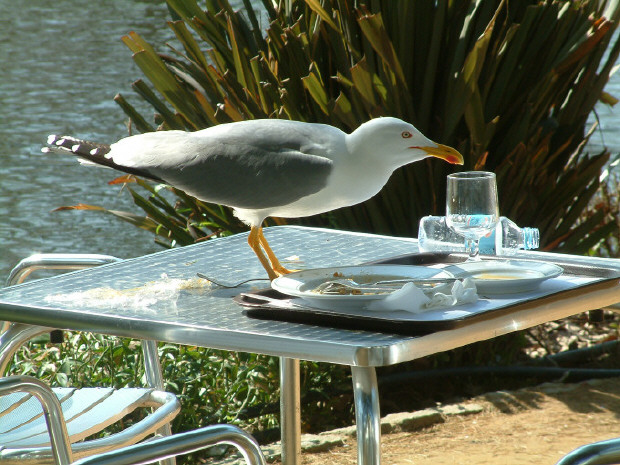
[351,366,381,465]
[142,339,165,390]
[280,357,301,465]
[142,339,175,465]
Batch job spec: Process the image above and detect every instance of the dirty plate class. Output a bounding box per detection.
[271,265,455,310]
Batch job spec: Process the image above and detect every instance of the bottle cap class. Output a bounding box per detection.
[523,227,540,250]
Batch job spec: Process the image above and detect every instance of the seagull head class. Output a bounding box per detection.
[350,117,464,168]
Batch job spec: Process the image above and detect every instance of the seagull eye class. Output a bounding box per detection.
[401,131,412,139]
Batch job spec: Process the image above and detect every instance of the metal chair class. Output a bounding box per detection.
[0,376,179,465]
[0,376,265,465]
[555,437,620,465]
[71,425,266,465]
[0,255,180,464]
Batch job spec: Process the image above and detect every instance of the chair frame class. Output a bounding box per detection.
[556,437,620,465]
[71,425,266,465]
[1,255,177,465]
[0,376,72,465]
[0,377,265,465]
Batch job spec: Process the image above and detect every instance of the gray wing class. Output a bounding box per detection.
[138,121,338,209]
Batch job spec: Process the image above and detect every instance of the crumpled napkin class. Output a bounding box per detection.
[366,278,478,313]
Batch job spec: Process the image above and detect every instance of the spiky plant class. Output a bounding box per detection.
[62,0,620,255]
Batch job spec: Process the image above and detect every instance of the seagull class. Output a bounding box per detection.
[44,117,464,280]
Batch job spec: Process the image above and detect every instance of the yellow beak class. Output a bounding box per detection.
[417,144,464,165]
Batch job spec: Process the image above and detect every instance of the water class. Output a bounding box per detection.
[1,1,620,280]
[0,1,235,279]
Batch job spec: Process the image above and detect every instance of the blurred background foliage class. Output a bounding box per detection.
[15,0,620,458]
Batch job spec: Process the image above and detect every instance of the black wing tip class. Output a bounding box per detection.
[42,134,165,183]
[44,134,111,158]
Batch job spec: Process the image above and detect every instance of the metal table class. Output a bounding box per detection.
[1,226,620,465]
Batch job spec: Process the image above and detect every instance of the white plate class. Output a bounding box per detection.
[271,265,455,310]
[442,260,563,294]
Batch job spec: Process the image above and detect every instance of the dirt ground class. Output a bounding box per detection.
[301,376,620,465]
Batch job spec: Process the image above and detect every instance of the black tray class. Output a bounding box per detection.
[236,253,620,335]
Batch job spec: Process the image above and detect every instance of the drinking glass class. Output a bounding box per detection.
[445,171,499,259]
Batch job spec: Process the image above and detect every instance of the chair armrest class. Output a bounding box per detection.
[70,424,266,465]
[556,437,620,465]
[6,253,121,286]
[0,375,73,465]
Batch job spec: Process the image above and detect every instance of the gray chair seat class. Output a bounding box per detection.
[0,380,179,464]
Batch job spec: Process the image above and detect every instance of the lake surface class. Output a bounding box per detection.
[1,0,619,279]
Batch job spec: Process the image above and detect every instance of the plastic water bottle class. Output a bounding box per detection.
[418,216,539,255]
[489,217,539,255]
[417,216,466,252]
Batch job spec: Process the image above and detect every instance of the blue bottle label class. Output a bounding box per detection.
[478,231,496,255]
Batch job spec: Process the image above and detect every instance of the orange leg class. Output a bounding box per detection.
[258,228,293,276]
[248,226,278,281]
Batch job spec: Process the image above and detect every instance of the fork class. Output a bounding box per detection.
[334,277,459,286]
[316,277,460,295]
[196,273,270,288]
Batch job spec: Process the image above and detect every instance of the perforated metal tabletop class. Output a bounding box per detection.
[1,226,620,367]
